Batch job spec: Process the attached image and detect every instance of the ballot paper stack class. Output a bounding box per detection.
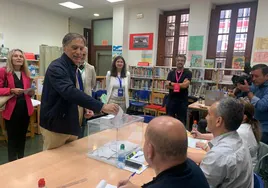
[87,108,144,169]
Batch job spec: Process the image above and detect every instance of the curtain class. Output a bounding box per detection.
[39,45,63,76]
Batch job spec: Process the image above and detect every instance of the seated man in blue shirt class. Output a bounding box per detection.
[189,98,253,187]
[117,116,209,188]
[238,64,268,144]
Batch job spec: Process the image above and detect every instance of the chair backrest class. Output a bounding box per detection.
[254,142,268,187]
[138,90,150,102]
[151,92,165,105]
[162,94,169,107]
[254,173,265,188]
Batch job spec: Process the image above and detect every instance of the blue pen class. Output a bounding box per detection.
[135,154,143,158]
[128,172,136,181]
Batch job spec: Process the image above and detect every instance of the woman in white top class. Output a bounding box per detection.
[192,99,261,168]
[237,99,261,168]
[106,56,130,112]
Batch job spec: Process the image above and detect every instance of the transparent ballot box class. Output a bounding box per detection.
[87,114,144,170]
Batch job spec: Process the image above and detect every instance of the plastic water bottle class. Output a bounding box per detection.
[192,120,198,132]
[117,144,126,169]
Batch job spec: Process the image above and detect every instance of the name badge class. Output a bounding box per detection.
[173,83,180,92]
[118,88,124,97]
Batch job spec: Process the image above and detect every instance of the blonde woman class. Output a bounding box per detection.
[0,49,34,162]
[106,56,130,112]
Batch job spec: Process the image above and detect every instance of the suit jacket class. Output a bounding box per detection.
[40,53,103,136]
[83,63,96,96]
[0,68,34,120]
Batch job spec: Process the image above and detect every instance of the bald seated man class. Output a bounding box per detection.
[118,116,209,188]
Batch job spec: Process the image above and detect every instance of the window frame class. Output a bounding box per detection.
[157,9,190,66]
[206,2,258,69]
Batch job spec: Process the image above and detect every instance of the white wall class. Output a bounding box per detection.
[0,0,85,54]
[125,0,265,67]
[127,8,161,66]
[69,19,85,35]
[187,0,212,66]
[251,0,268,65]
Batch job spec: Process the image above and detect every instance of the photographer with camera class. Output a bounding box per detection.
[238,64,268,144]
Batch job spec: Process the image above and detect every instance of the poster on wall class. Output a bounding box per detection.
[129,33,153,50]
[190,54,202,67]
[112,45,122,61]
[253,52,268,63]
[253,37,268,63]
[255,37,268,50]
[232,56,245,69]
[141,50,153,64]
[188,36,204,51]
[187,51,202,66]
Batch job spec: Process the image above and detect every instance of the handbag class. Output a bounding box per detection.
[0,95,14,110]
[0,70,14,110]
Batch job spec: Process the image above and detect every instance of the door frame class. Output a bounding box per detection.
[91,18,113,68]
[95,50,112,76]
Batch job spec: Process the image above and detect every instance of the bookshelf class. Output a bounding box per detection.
[27,59,40,79]
[128,65,243,110]
[129,66,153,104]
[188,67,243,97]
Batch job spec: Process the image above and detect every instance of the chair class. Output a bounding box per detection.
[254,142,268,187]
[254,173,265,188]
[129,90,150,112]
[144,92,165,116]
[96,90,107,100]
[157,94,168,116]
[139,115,155,123]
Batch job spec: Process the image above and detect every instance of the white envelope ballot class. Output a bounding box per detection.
[112,106,123,125]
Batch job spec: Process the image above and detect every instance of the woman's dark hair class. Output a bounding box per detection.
[110,56,126,78]
[239,98,262,143]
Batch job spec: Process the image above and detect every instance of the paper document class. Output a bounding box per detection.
[31,99,41,107]
[188,137,207,149]
[112,106,123,126]
[96,180,116,188]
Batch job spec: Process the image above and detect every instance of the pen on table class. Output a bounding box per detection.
[128,172,136,181]
[134,154,144,158]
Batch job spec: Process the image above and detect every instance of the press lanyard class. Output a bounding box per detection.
[175,70,184,83]
[117,77,122,88]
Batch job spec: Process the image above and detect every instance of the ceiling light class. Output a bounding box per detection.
[106,0,124,3]
[59,2,83,9]
[94,13,100,17]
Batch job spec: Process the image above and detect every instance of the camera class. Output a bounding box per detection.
[232,74,252,86]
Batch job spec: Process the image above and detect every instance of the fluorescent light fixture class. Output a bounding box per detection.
[106,0,124,3]
[59,1,83,9]
[94,13,100,17]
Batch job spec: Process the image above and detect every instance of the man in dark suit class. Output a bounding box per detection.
[40,33,118,150]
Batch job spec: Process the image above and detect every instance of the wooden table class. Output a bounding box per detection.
[0,122,205,188]
[187,101,209,131]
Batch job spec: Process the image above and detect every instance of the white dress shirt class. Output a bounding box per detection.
[200,131,253,188]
